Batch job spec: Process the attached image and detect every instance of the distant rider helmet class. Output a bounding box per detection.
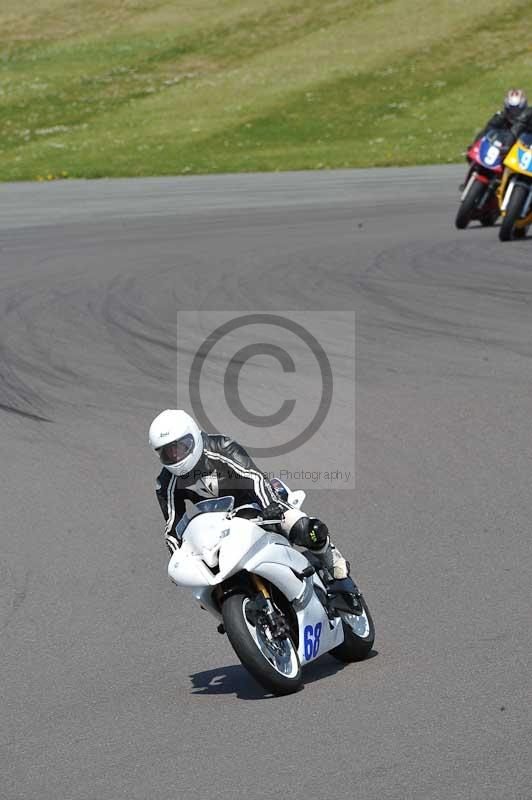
[149,409,203,476]
[503,88,528,121]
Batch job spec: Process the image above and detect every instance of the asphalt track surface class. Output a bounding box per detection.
[1,167,531,800]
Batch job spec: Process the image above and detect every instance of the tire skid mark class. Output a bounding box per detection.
[351,239,532,358]
[0,564,30,634]
[0,263,176,415]
[101,268,177,381]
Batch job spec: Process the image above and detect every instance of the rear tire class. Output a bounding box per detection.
[222,592,302,695]
[330,595,375,662]
[499,184,528,241]
[455,179,485,229]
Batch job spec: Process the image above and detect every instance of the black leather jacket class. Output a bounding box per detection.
[155,432,286,553]
[511,108,532,138]
[474,111,513,142]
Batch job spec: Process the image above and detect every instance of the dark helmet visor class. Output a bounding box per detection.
[157,434,195,466]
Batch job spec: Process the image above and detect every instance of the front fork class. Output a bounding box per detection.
[500,174,532,218]
[462,168,497,208]
[250,575,289,638]
[500,173,517,213]
[252,574,271,599]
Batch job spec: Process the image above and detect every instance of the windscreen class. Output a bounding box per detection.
[486,129,514,147]
[174,496,234,542]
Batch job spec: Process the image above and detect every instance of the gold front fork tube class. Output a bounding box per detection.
[252,575,270,599]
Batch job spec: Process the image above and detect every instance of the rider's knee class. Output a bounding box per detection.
[289,517,329,550]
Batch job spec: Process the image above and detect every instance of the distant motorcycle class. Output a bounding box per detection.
[455,129,514,229]
[498,132,532,241]
[167,488,375,696]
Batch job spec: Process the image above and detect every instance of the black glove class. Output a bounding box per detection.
[261,502,285,522]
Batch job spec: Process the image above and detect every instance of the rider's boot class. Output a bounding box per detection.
[315,540,363,615]
[314,538,350,581]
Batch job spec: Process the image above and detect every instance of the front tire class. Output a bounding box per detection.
[455,178,485,229]
[330,595,375,662]
[499,183,528,241]
[480,207,499,227]
[222,592,302,695]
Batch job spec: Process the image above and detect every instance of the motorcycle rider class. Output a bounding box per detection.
[469,88,528,147]
[510,102,532,139]
[148,408,350,582]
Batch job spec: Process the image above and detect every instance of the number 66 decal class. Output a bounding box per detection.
[303,623,322,660]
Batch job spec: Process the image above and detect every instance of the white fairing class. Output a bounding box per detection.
[167,496,345,665]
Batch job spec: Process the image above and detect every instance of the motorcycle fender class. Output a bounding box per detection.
[295,594,344,663]
[474,172,490,186]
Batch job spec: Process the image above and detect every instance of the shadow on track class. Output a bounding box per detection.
[189,651,378,700]
[458,220,530,239]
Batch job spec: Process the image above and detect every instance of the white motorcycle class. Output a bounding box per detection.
[168,487,375,695]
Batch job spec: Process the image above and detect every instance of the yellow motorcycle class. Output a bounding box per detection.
[498,132,532,241]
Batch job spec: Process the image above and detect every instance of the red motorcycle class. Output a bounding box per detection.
[455,129,514,229]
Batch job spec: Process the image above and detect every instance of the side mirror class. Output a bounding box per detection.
[288,490,306,509]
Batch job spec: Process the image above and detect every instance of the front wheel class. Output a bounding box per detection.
[499,183,528,241]
[480,207,499,227]
[455,178,485,229]
[222,592,302,695]
[330,595,375,662]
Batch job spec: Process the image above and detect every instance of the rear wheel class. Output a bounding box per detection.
[330,595,375,662]
[499,183,528,241]
[455,179,485,229]
[222,592,302,695]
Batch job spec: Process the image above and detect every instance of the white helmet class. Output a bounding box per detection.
[504,88,528,120]
[148,409,203,476]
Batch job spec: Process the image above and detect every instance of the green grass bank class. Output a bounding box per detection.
[1,0,531,181]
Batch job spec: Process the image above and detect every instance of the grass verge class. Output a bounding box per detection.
[1,0,531,180]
